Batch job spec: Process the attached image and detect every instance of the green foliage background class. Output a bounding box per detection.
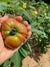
[0,0,50,67]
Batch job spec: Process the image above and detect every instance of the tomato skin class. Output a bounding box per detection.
[5,36,21,48]
[2,18,27,49]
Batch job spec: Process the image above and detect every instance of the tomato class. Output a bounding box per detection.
[2,18,27,49]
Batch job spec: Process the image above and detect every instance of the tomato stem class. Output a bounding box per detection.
[10,28,17,35]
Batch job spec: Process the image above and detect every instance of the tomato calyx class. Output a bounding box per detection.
[10,28,17,35]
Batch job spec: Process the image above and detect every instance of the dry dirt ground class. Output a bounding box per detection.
[22,46,50,67]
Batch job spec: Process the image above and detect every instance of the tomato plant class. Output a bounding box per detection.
[0,0,50,67]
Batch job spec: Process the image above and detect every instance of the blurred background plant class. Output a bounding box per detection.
[0,0,50,67]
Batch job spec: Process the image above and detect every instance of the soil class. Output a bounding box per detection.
[22,45,50,67]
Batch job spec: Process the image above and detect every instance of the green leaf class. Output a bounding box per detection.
[0,2,7,7]
[31,28,48,38]
[3,60,11,67]
[10,51,23,67]
[27,6,36,10]
[19,7,32,21]
[26,43,32,52]
[0,2,7,12]
[0,0,11,2]
[31,22,38,27]
[22,43,32,52]
[19,47,29,58]
[46,29,50,33]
